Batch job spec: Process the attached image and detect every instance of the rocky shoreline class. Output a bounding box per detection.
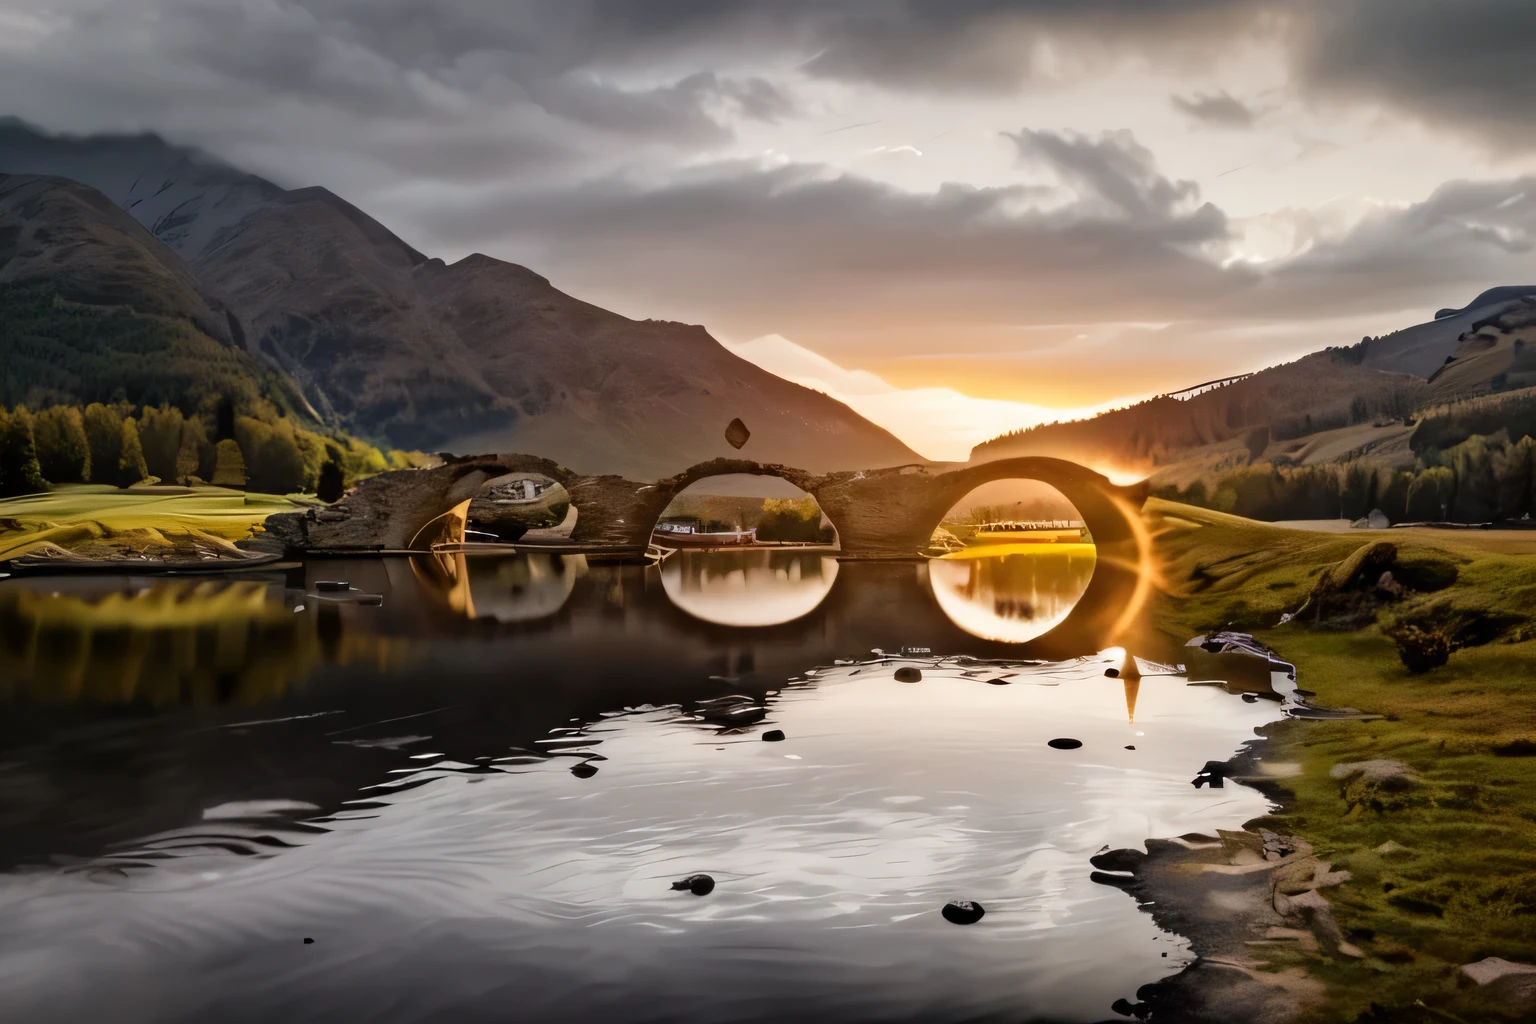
[1090,745,1336,1022]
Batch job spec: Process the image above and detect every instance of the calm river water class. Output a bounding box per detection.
[0,548,1291,1023]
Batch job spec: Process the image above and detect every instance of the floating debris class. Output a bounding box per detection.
[941,900,985,925]
[672,874,715,896]
[724,418,750,450]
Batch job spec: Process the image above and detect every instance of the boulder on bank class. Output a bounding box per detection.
[1458,957,1536,1012]
[1330,759,1420,817]
[1350,508,1390,530]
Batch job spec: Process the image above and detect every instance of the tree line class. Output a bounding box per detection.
[0,400,415,499]
[1157,430,1536,524]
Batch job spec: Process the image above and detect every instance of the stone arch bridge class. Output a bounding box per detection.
[261,454,1149,560]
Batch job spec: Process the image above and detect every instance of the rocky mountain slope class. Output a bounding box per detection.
[0,121,919,478]
[0,173,284,412]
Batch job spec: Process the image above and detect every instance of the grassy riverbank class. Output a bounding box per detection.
[1150,499,1536,1021]
[0,484,311,561]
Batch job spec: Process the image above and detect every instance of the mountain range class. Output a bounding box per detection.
[0,119,918,479]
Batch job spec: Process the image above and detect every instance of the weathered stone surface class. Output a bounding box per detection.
[262,452,1147,559]
[1458,957,1536,1011]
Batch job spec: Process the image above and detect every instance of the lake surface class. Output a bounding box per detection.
[0,549,1293,1023]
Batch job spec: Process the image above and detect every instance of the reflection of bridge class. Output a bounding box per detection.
[261,454,1152,651]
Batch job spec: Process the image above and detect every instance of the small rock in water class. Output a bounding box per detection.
[762,729,785,742]
[985,677,1011,686]
[1192,760,1229,789]
[941,900,985,925]
[303,937,314,945]
[724,418,751,449]
[671,874,715,896]
[1124,745,1136,750]
[894,667,923,683]
[570,762,599,779]
[1104,667,1120,678]
[1241,692,1259,703]
[1047,738,1083,750]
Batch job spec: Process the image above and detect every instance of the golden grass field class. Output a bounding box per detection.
[0,484,311,561]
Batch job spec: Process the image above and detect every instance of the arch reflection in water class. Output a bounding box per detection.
[929,542,1097,642]
[660,549,839,626]
[418,552,588,622]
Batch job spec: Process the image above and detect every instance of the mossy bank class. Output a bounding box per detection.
[1150,498,1536,1022]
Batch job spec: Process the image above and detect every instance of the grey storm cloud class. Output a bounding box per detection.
[1293,0,1536,152]
[416,130,1242,348]
[1170,91,1260,128]
[0,0,797,190]
[408,128,1536,348]
[1005,129,1206,220]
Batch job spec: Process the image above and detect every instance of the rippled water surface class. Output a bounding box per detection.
[0,550,1290,1023]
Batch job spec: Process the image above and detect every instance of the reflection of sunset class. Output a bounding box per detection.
[929,543,1097,643]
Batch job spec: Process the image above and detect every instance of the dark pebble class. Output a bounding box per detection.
[941,900,985,925]
[1047,738,1083,750]
[1125,745,1136,750]
[894,667,922,683]
[671,874,715,896]
[1104,667,1120,678]
[303,938,314,945]
[985,677,1010,686]
[1241,692,1259,703]
[1090,848,1147,872]
[570,763,599,779]
[762,730,785,742]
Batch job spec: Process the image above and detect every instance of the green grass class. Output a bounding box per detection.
[0,483,311,560]
[1150,498,1536,1021]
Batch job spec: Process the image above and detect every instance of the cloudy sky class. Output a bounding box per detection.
[5,0,1536,459]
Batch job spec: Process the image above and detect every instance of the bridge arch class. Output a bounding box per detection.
[261,454,1146,595]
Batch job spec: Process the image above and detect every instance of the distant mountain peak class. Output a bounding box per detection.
[0,118,919,476]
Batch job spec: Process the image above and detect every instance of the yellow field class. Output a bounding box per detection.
[0,484,312,560]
